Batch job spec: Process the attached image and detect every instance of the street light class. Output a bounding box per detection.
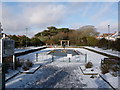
[26,28,28,47]
[108,25,110,49]
[108,25,110,36]
[0,22,2,31]
[0,22,3,38]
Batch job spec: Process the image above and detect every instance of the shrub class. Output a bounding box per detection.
[111,65,120,72]
[25,60,33,67]
[22,66,29,71]
[101,65,109,74]
[85,62,93,68]
[22,60,33,71]
[110,71,117,77]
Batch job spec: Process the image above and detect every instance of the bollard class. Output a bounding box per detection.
[36,53,38,62]
[69,58,70,62]
[85,53,87,63]
[79,55,81,62]
[52,55,54,62]
[13,55,15,70]
[63,57,64,62]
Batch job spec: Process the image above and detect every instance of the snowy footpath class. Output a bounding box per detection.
[5,48,119,89]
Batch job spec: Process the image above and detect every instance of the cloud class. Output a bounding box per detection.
[92,3,115,22]
[25,4,66,25]
[2,2,117,37]
[81,3,93,17]
[68,23,83,29]
[2,3,67,37]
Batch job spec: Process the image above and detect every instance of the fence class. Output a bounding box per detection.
[35,52,87,64]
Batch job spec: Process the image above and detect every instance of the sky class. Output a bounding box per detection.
[0,1,118,37]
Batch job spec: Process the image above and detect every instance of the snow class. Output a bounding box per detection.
[5,69,20,81]
[5,47,119,89]
[76,67,111,88]
[15,46,46,53]
[85,46,120,58]
[54,66,111,88]
[80,66,99,75]
[100,73,118,88]
[14,48,30,53]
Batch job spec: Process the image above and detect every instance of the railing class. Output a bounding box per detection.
[35,52,86,64]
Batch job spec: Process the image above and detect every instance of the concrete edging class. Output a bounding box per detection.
[21,65,41,74]
[5,72,20,82]
[79,66,117,90]
[79,66,98,75]
[15,47,47,57]
[99,74,116,90]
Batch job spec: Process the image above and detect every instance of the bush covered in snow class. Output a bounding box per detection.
[85,62,93,68]
[22,66,29,71]
[101,65,109,74]
[111,65,120,72]
[25,60,33,67]
[101,58,120,75]
[22,59,33,71]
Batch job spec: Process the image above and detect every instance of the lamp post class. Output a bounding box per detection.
[108,25,110,49]
[0,22,3,64]
[0,22,2,32]
[85,53,87,63]
[0,22,3,38]
[0,22,5,90]
[26,28,28,47]
[108,25,110,38]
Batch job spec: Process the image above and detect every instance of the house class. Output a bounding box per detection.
[108,31,120,41]
[96,33,113,39]
[96,31,120,41]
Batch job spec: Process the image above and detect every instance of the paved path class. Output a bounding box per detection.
[25,64,84,88]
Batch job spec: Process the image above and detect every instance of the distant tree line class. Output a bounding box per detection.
[8,35,45,48]
[8,25,120,51]
[35,25,99,46]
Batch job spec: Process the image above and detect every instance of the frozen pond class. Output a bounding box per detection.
[48,49,79,56]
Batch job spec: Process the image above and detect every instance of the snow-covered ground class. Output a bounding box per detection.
[5,48,119,89]
[85,46,120,58]
[100,73,118,88]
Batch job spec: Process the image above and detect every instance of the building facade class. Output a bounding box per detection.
[96,31,120,41]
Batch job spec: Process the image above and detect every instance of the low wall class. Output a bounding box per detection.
[15,46,47,57]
